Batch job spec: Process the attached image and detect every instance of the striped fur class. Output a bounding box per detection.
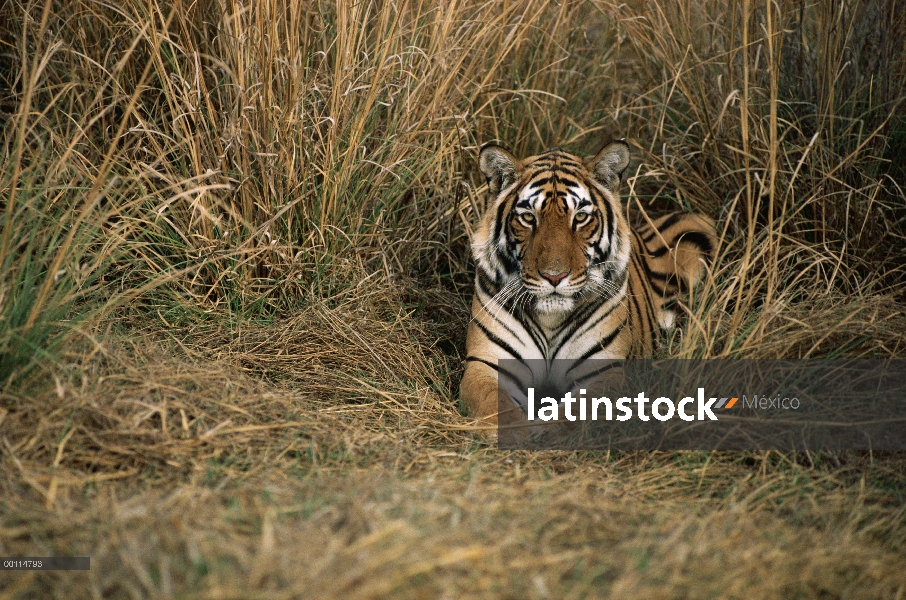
[462,141,716,425]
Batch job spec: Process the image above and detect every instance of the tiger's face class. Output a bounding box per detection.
[473,142,633,320]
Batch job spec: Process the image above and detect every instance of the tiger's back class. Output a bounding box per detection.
[625,211,716,356]
[462,141,716,426]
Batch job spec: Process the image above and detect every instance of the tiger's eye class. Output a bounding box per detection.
[574,213,590,224]
[520,213,535,225]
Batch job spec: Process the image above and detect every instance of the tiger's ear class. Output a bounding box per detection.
[588,140,630,191]
[479,144,519,196]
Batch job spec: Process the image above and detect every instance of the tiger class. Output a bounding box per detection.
[461,140,717,435]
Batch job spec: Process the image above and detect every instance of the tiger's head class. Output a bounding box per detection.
[472,141,632,320]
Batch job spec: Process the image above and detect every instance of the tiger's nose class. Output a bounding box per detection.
[540,270,569,286]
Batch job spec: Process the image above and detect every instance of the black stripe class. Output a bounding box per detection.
[476,297,523,341]
[514,305,549,357]
[648,269,680,294]
[587,215,601,239]
[592,243,608,267]
[492,196,512,246]
[465,356,525,389]
[496,245,520,276]
[572,319,627,363]
[568,294,624,346]
[549,294,613,357]
[632,231,668,296]
[627,290,642,345]
[644,212,683,242]
[628,254,657,345]
[645,270,678,292]
[597,188,615,248]
[570,360,624,386]
[474,320,524,360]
[475,274,528,342]
[477,270,499,298]
[465,356,498,370]
[675,231,714,260]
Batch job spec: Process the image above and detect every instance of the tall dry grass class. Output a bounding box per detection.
[2,0,906,598]
[607,0,906,358]
[3,0,630,315]
[3,0,904,356]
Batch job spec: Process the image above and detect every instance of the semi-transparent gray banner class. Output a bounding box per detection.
[0,557,90,570]
[495,360,906,450]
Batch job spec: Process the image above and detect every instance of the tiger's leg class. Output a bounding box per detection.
[461,359,532,444]
[460,359,502,425]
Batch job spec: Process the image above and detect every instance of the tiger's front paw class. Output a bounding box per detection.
[467,390,532,446]
[497,401,532,447]
[469,414,499,444]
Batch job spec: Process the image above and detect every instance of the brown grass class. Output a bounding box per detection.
[1,0,905,598]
